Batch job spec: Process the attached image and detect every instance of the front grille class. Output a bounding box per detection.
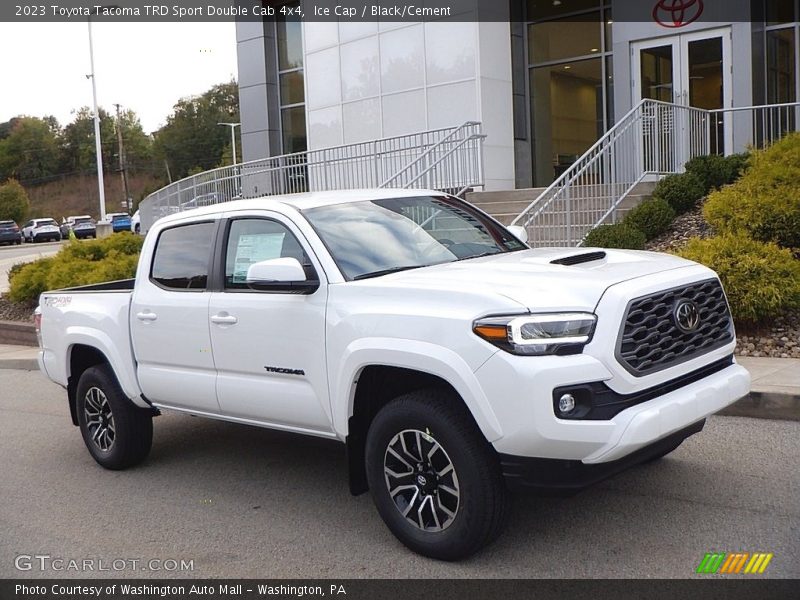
[616,279,733,376]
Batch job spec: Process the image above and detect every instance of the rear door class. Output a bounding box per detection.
[130,220,221,413]
[207,211,333,433]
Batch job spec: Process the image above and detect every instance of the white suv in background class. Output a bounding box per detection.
[22,218,62,243]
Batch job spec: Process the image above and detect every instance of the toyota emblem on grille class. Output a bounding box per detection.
[674,301,700,332]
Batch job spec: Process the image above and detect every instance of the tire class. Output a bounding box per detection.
[365,389,509,560]
[76,365,153,470]
[134,225,140,235]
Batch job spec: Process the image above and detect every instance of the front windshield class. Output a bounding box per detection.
[304,195,526,281]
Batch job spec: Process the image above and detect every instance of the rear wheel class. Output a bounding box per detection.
[76,365,153,470]
[365,389,509,560]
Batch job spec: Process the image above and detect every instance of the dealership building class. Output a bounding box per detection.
[233,0,798,193]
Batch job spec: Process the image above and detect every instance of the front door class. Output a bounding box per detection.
[632,28,732,161]
[208,212,333,435]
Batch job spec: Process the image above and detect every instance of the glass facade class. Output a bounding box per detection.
[276,4,307,153]
[526,1,614,186]
[764,0,799,105]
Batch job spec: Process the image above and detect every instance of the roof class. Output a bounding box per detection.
[157,188,441,224]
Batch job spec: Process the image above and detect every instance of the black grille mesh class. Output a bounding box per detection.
[617,279,733,375]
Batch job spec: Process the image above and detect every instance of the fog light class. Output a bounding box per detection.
[558,393,576,414]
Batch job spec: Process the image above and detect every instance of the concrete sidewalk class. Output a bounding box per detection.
[1,345,797,420]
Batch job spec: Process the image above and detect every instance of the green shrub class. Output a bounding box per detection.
[703,134,800,249]
[622,198,675,240]
[0,179,30,224]
[652,172,706,214]
[678,233,800,324]
[583,223,646,250]
[6,258,55,303]
[7,234,143,303]
[685,153,749,193]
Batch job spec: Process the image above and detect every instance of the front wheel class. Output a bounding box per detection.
[76,365,153,470]
[365,389,509,560]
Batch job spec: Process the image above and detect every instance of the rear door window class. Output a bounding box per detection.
[151,222,215,290]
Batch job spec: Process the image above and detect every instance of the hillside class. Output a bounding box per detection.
[23,172,165,221]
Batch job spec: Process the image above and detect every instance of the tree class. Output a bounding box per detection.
[0,179,30,223]
[59,107,116,174]
[153,80,239,179]
[0,116,61,182]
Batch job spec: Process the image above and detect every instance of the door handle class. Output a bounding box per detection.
[210,313,238,325]
[136,311,158,322]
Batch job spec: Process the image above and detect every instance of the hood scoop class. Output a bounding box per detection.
[550,251,607,266]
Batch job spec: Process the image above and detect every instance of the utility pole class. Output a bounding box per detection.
[114,103,131,212]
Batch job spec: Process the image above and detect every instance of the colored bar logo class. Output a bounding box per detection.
[696,552,774,574]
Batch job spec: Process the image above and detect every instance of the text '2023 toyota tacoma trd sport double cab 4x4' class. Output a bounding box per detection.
[36,189,750,560]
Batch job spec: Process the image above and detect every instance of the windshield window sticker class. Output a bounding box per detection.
[232,233,286,283]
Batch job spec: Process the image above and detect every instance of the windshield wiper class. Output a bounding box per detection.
[456,250,502,262]
[353,265,425,281]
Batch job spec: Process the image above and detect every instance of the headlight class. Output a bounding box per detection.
[473,313,597,356]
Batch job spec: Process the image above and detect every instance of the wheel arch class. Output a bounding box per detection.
[343,349,503,496]
[66,344,110,426]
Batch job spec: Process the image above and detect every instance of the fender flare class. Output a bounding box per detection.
[332,337,503,443]
[64,327,148,409]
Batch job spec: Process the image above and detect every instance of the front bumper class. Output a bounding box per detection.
[475,350,750,463]
[499,419,705,494]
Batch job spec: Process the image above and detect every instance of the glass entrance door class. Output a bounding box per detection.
[632,28,732,156]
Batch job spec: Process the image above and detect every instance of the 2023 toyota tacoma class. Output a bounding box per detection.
[36,189,750,560]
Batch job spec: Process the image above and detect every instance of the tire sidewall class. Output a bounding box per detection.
[365,396,499,559]
[75,366,149,469]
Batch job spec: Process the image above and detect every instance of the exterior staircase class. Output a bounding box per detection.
[468,182,657,227]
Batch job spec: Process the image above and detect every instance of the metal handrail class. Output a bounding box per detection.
[379,121,482,187]
[139,122,486,232]
[510,100,800,247]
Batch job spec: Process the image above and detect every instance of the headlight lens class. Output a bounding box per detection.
[473,313,597,355]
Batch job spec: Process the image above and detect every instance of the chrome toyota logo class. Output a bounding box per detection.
[674,301,700,333]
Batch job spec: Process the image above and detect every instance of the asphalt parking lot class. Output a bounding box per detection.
[1,369,798,579]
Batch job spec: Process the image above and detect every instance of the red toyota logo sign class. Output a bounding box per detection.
[653,0,704,28]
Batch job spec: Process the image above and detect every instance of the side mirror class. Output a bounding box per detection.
[245,257,319,294]
[507,225,528,244]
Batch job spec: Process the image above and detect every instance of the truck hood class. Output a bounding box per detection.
[355,248,699,312]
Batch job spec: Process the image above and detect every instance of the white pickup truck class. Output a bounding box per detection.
[36,189,750,560]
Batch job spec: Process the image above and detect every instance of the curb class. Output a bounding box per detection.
[0,320,37,347]
[719,391,800,422]
[0,358,39,371]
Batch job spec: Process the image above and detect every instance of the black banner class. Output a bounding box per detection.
[1,0,756,23]
[2,579,799,600]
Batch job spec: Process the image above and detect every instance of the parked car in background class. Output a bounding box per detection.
[108,213,132,233]
[130,210,140,234]
[22,218,62,243]
[0,220,23,245]
[60,215,96,240]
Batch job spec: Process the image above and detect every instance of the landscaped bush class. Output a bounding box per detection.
[652,172,706,214]
[622,198,675,240]
[0,179,30,223]
[703,133,800,249]
[684,153,749,194]
[7,233,143,303]
[583,223,646,250]
[678,233,800,324]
